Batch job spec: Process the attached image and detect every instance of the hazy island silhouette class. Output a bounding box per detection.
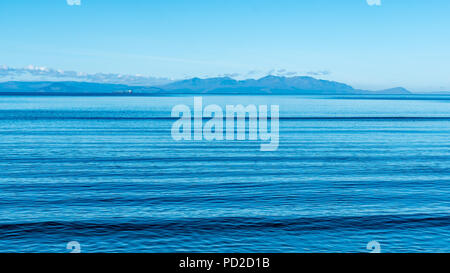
[0,75,414,96]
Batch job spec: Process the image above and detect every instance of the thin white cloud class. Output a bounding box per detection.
[0,65,172,86]
[67,0,81,6]
[367,0,381,6]
[306,70,331,76]
[217,69,332,80]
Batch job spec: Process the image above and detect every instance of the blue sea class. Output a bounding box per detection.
[0,95,449,253]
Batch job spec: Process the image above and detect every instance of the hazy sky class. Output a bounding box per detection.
[1,0,450,91]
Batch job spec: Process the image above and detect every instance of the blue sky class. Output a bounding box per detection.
[1,0,450,91]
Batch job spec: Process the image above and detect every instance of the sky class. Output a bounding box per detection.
[1,0,450,91]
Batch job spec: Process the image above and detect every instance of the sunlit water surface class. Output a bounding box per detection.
[0,95,449,252]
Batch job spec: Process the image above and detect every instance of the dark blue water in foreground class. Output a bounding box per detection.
[0,95,449,253]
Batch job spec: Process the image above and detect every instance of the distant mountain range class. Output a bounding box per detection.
[0,76,413,95]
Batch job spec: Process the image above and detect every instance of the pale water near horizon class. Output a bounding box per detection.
[0,95,449,252]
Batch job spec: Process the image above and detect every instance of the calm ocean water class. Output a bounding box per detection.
[0,95,449,253]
